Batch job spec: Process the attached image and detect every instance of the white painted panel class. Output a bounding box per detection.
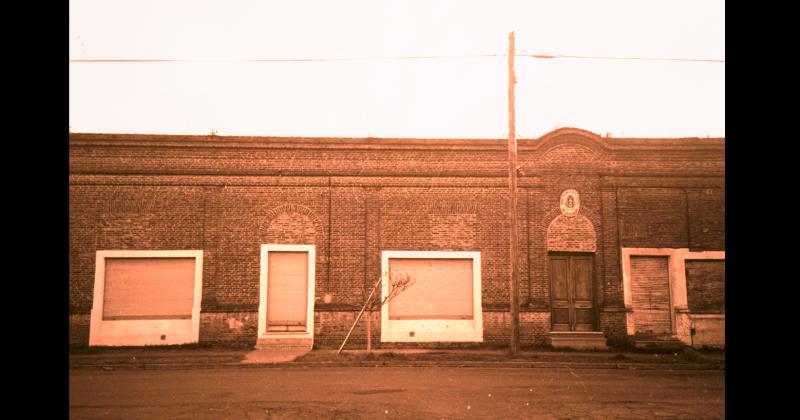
[90,250,203,347]
[267,251,309,327]
[388,258,473,319]
[380,251,482,343]
[103,258,195,320]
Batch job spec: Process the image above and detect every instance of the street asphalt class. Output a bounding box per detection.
[70,365,725,419]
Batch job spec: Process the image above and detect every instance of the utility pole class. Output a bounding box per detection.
[507,31,521,354]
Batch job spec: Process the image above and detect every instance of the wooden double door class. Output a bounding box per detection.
[549,254,596,331]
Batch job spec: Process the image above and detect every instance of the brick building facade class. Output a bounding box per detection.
[69,127,725,350]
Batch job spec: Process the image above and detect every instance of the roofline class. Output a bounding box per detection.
[68,128,724,152]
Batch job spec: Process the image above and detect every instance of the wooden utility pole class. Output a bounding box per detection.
[507,31,521,354]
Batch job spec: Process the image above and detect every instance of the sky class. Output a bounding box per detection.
[69,0,725,139]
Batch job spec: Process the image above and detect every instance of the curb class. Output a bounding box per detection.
[70,360,724,372]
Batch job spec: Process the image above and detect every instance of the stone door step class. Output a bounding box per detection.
[634,334,685,350]
[255,337,314,351]
[548,331,608,350]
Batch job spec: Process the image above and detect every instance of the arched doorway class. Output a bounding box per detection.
[544,190,606,349]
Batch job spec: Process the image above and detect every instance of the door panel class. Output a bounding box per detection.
[630,256,672,334]
[550,257,570,301]
[549,256,572,331]
[572,257,593,301]
[267,251,309,331]
[551,308,571,326]
[571,256,594,331]
[574,309,594,331]
[549,254,595,331]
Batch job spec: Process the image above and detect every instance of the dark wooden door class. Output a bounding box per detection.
[549,255,594,331]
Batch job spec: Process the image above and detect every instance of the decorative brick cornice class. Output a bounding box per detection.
[69,128,724,153]
[69,128,724,178]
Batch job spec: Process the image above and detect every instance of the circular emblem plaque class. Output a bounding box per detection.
[559,189,580,216]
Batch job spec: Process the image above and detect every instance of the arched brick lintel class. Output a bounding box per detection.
[545,213,597,253]
[264,204,325,245]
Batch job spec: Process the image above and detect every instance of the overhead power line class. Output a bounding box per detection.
[516,50,724,63]
[68,54,504,63]
[69,52,724,64]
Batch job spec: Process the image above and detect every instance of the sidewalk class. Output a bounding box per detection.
[69,346,724,371]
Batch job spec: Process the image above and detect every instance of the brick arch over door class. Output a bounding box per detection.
[545,213,597,253]
[264,204,324,245]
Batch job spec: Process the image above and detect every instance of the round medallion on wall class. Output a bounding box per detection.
[559,189,580,216]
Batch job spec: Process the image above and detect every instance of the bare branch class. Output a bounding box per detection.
[338,271,416,353]
[381,271,415,306]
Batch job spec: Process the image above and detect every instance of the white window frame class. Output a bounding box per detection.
[89,250,204,346]
[258,244,316,341]
[621,247,724,344]
[381,250,483,342]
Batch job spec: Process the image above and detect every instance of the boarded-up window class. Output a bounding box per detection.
[388,258,473,320]
[103,258,196,320]
[267,251,309,331]
[630,256,672,334]
[685,260,725,314]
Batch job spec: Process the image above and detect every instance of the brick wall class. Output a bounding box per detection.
[199,312,259,347]
[315,310,380,349]
[618,187,689,248]
[69,129,724,347]
[430,213,478,249]
[599,188,623,308]
[69,185,205,314]
[546,214,597,252]
[202,187,328,312]
[520,311,551,346]
[687,188,725,251]
[69,314,91,348]
[599,310,629,341]
[326,186,366,308]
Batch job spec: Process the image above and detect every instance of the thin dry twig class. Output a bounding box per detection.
[339,272,416,353]
[380,272,415,306]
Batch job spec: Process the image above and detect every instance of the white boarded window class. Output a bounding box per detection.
[381,251,482,343]
[388,258,473,320]
[266,251,309,331]
[103,258,196,320]
[89,250,203,347]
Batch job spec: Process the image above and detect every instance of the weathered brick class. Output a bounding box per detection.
[69,128,724,347]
